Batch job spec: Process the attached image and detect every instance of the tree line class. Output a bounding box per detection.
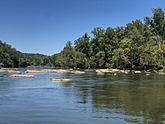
[0,8,165,71]
[0,41,53,68]
[54,8,165,71]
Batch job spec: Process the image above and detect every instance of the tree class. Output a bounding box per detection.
[112,38,132,69]
[74,33,90,68]
[58,41,75,68]
[90,27,106,68]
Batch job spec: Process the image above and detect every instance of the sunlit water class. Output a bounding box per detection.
[0,70,165,124]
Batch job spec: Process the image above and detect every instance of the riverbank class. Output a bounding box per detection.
[26,69,85,74]
[95,69,165,75]
[0,68,165,75]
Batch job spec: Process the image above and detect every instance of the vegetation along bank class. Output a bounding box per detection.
[0,8,164,71]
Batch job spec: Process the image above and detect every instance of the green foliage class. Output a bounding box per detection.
[56,8,165,70]
[0,41,53,68]
[111,38,132,69]
[0,41,20,68]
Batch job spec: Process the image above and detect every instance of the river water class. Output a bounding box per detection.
[0,70,165,124]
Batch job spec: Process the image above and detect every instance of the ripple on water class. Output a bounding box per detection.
[0,72,165,124]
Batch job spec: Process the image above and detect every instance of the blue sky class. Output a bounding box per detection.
[0,0,164,55]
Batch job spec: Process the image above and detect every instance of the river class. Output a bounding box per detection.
[0,70,165,124]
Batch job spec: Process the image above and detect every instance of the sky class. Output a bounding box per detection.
[0,0,164,55]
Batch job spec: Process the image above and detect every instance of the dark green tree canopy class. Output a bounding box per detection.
[56,8,165,70]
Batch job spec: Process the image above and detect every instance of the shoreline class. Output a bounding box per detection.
[0,68,164,75]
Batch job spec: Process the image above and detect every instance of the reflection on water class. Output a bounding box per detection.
[0,71,165,124]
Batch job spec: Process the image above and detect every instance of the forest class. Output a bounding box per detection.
[0,8,165,71]
[0,41,54,68]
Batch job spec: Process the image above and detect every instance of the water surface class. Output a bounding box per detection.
[0,71,165,124]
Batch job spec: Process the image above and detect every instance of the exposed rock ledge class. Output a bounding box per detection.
[26,69,85,74]
[0,68,19,73]
[95,69,130,74]
[10,74,34,78]
[50,78,74,83]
